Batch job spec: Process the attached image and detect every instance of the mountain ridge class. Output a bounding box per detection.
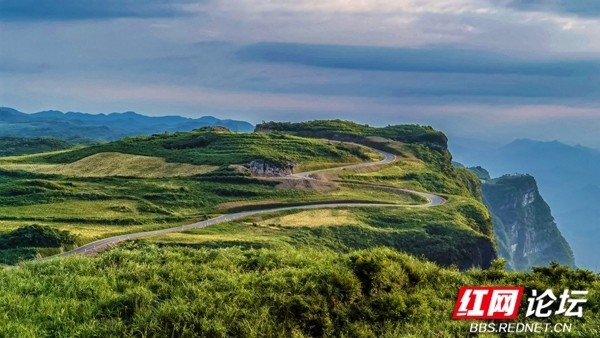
[0,107,255,141]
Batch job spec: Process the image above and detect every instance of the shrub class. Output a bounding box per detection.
[0,224,78,249]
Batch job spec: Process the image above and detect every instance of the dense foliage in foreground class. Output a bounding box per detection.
[1,245,597,337]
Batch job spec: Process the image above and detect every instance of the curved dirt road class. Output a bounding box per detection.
[50,146,445,259]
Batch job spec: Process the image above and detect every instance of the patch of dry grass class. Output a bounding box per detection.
[258,209,362,228]
[0,152,217,178]
[0,219,191,244]
[0,200,144,219]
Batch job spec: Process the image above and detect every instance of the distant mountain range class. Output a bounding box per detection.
[0,107,254,142]
[453,138,600,271]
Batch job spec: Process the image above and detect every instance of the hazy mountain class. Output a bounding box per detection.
[0,107,254,142]
[453,139,600,271]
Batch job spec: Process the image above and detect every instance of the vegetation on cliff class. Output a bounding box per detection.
[256,120,448,148]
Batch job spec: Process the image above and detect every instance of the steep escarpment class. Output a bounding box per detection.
[482,174,575,270]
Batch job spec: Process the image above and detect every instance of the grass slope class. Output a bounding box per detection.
[15,129,378,170]
[257,120,448,148]
[1,152,218,178]
[0,121,588,336]
[0,169,418,253]
[0,245,597,337]
[150,196,494,269]
[0,122,494,269]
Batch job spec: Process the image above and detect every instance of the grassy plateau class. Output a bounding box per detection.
[0,122,596,337]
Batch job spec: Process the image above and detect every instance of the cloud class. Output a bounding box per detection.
[220,0,488,15]
[0,0,199,21]
[502,0,600,17]
[98,41,595,103]
[207,0,600,56]
[237,42,600,76]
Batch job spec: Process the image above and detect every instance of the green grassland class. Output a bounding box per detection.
[0,124,491,267]
[6,128,379,169]
[0,152,218,178]
[0,245,597,337]
[148,196,494,269]
[257,120,448,148]
[256,120,456,175]
[0,127,422,262]
[0,169,418,248]
[0,121,596,336]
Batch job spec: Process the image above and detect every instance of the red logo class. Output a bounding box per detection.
[453,286,524,320]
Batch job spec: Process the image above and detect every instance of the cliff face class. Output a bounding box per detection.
[482,174,575,270]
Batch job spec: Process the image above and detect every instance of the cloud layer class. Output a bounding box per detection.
[237,42,599,76]
[0,0,196,21]
[1,0,599,148]
[505,0,600,17]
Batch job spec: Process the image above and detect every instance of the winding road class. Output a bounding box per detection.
[294,147,396,178]
[50,145,446,259]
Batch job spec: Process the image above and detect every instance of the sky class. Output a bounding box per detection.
[1,0,599,148]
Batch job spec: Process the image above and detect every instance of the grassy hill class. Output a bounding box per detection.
[0,127,417,260]
[256,120,448,148]
[1,152,218,178]
[7,128,378,170]
[0,123,494,268]
[0,121,584,336]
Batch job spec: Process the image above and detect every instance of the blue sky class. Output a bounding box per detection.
[1,0,599,147]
